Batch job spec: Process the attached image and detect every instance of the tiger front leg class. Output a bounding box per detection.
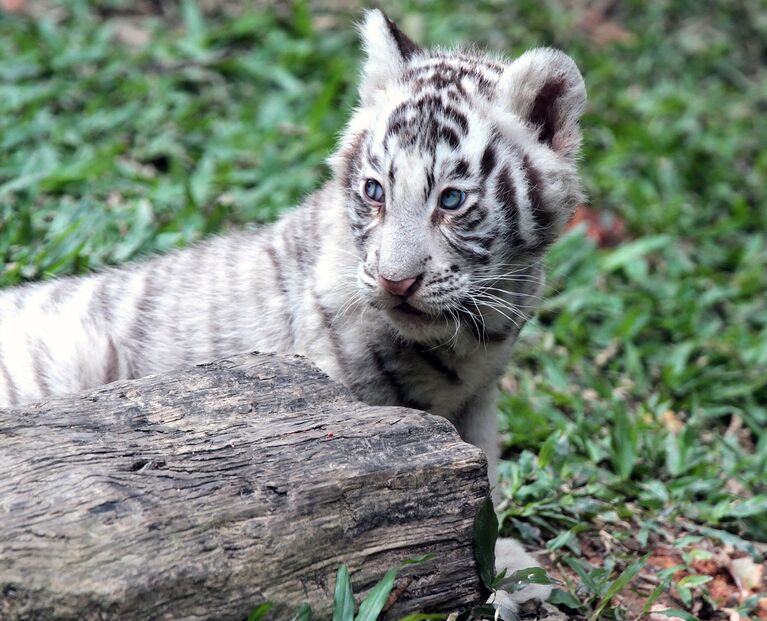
[457,391,553,616]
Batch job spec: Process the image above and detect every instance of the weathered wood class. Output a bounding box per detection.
[0,352,488,620]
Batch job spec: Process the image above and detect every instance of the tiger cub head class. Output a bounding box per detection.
[332,9,586,345]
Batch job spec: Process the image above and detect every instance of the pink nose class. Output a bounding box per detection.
[378,275,420,298]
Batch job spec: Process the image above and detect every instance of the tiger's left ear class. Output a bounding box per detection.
[498,48,587,159]
[358,9,422,106]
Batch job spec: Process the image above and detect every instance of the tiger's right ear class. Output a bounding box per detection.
[358,9,421,106]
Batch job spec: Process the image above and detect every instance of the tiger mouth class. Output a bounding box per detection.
[394,302,425,316]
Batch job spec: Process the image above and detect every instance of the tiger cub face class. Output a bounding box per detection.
[334,11,586,344]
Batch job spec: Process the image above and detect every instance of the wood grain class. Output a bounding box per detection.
[0,352,488,620]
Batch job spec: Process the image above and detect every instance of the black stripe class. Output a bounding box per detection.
[341,130,367,194]
[423,166,435,202]
[87,276,112,325]
[528,78,566,148]
[437,125,460,149]
[416,349,461,385]
[406,61,494,89]
[127,267,158,378]
[480,144,496,177]
[495,165,524,248]
[350,194,369,221]
[44,281,72,312]
[383,15,421,61]
[522,154,554,241]
[104,337,120,384]
[475,74,494,95]
[422,273,452,287]
[455,229,496,251]
[12,290,26,312]
[366,147,382,173]
[205,248,221,360]
[30,337,53,398]
[386,96,469,153]
[225,237,243,353]
[349,218,372,247]
[445,107,469,135]
[450,392,477,435]
[453,204,488,231]
[452,159,470,179]
[313,292,350,387]
[414,74,468,99]
[0,342,19,407]
[444,233,491,265]
[172,252,194,366]
[371,348,431,411]
[265,244,296,349]
[308,196,320,255]
[284,225,307,275]
[460,312,512,343]
[412,95,469,136]
[266,243,285,286]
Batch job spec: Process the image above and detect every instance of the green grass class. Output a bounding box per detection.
[1,1,765,619]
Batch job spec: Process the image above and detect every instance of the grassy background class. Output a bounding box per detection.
[1,0,765,618]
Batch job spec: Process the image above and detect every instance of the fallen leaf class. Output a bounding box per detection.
[756,597,767,621]
[708,574,738,607]
[113,19,152,48]
[660,410,684,433]
[730,557,764,592]
[0,0,24,13]
[577,4,635,47]
[566,204,627,248]
[594,339,619,367]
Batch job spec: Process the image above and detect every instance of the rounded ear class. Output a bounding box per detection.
[497,48,586,158]
[357,9,422,106]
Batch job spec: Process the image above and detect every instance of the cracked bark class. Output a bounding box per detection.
[0,352,488,620]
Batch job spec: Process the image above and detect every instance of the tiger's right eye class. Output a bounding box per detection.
[363,179,385,203]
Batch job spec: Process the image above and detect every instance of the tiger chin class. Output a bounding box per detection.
[0,9,586,616]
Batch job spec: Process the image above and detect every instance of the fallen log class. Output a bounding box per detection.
[0,352,489,620]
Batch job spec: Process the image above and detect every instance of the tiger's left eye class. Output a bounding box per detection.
[363,179,385,203]
[439,188,466,210]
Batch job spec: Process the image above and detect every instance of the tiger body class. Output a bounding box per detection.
[0,10,586,612]
[0,185,535,465]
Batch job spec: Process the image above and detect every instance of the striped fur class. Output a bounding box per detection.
[0,11,585,611]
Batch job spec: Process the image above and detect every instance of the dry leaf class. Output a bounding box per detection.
[577,4,635,47]
[660,410,684,433]
[113,19,152,48]
[0,0,24,12]
[566,204,627,248]
[730,557,764,592]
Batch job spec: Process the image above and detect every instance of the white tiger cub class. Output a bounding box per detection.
[0,10,585,613]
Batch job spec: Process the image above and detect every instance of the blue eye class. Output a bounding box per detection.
[439,188,466,210]
[364,179,385,203]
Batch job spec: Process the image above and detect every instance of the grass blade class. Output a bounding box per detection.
[355,567,398,621]
[247,603,273,621]
[333,565,355,621]
[590,555,649,621]
[473,497,498,591]
[291,603,312,621]
[494,566,557,593]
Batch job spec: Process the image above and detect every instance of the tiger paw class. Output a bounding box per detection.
[488,537,553,619]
